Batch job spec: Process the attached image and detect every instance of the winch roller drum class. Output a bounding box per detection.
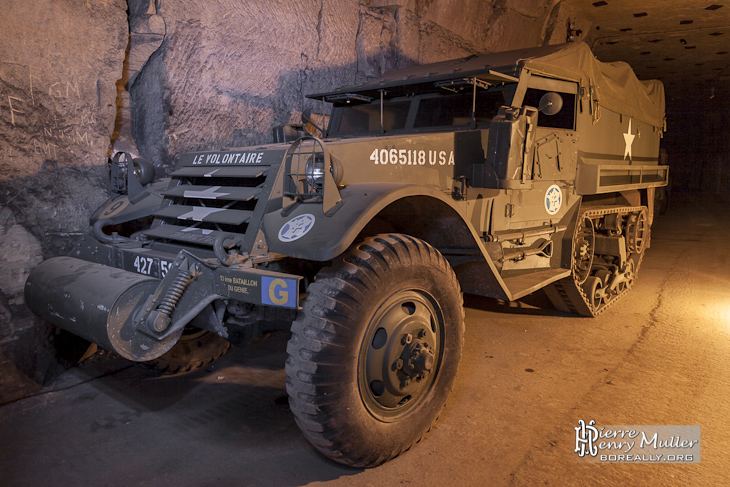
[24,256,183,361]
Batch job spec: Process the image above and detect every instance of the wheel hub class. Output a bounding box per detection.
[359,290,443,421]
[399,336,435,384]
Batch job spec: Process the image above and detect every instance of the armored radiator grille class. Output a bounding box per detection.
[143,165,269,247]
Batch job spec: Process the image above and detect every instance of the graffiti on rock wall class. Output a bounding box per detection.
[1,63,111,181]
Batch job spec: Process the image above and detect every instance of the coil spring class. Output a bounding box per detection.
[157,269,195,316]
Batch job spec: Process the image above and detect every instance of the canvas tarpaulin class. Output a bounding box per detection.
[312,42,665,129]
[521,42,665,129]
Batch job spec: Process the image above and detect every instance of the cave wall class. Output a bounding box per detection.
[0,0,585,399]
[0,0,128,399]
[133,0,568,171]
[663,83,730,196]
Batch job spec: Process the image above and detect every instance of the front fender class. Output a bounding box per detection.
[263,183,478,261]
[89,178,170,226]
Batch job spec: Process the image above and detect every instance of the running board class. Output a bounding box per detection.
[502,268,570,301]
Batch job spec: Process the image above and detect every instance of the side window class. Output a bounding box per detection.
[523,89,575,130]
[413,90,507,128]
[335,101,410,134]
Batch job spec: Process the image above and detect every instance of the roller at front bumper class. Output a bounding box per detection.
[25,249,302,361]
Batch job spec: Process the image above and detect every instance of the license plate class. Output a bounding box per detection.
[126,254,172,279]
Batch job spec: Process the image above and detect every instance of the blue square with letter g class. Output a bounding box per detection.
[262,276,297,308]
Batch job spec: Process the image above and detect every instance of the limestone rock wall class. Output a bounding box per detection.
[0,0,587,395]
[0,0,129,398]
[135,0,572,170]
[0,0,128,258]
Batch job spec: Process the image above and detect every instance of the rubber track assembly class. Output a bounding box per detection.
[545,205,647,317]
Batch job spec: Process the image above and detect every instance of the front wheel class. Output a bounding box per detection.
[148,327,230,374]
[286,234,464,467]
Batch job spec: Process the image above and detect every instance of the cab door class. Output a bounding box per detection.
[499,81,579,274]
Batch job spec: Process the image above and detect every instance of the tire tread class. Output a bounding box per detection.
[286,233,464,467]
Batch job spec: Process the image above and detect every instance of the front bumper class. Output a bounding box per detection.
[26,234,302,361]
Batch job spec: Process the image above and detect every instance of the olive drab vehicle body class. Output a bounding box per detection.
[25,42,667,467]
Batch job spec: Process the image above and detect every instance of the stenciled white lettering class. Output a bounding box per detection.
[191,151,265,165]
[367,148,453,166]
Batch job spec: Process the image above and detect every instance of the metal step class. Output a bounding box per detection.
[502,268,570,301]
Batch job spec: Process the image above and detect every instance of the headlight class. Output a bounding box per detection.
[305,154,326,191]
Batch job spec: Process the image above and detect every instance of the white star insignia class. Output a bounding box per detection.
[623,119,636,161]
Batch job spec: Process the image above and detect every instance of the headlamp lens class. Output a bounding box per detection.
[305,155,325,190]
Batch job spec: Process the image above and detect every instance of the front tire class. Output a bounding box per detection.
[148,327,230,374]
[286,234,464,467]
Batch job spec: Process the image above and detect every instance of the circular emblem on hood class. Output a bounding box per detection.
[278,214,316,242]
[544,185,563,216]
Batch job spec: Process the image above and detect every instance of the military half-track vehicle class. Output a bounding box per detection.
[25,42,668,467]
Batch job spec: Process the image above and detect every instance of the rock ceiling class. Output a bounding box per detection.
[566,0,730,97]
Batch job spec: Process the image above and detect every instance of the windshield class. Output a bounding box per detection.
[330,87,513,136]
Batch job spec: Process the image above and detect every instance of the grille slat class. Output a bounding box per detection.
[161,185,261,202]
[155,205,253,225]
[144,162,275,248]
[170,166,268,178]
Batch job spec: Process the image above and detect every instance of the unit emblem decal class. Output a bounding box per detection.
[278,214,316,242]
[544,185,563,216]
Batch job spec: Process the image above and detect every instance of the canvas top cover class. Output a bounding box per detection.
[309,42,665,129]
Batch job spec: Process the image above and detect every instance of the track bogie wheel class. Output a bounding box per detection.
[583,276,605,310]
[622,256,637,290]
[572,215,595,284]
